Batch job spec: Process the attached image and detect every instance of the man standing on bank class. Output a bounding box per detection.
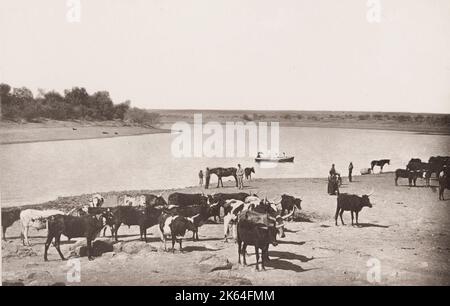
[198,170,204,186]
[236,164,245,190]
[348,162,354,182]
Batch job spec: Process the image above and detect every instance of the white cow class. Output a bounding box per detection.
[20,209,64,246]
[117,194,146,207]
[89,194,105,207]
[223,199,252,242]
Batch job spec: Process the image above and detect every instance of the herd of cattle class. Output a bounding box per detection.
[1,155,449,271]
[393,156,450,199]
[1,192,307,269]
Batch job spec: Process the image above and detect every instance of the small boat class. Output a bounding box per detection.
[255,152,294,163]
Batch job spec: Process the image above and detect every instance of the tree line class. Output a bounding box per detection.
[0,83,159,125]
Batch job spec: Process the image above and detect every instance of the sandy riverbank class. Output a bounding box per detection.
[0,120,170,145]
[2,173,450,285]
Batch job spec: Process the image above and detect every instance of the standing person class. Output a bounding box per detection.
[236,164,245,190]
[348,162,354,182]
[329,164,336,176]
[205,167,210,189]
[198,170,204,186]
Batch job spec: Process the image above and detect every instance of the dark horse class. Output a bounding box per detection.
[207,167,238,188]
[245,167,255,180]
[371,159,390,172]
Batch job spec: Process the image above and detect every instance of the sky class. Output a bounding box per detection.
[0,0,449,113]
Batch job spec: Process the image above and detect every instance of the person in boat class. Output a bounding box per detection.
[236,164,245,190]
[257,152,261,158]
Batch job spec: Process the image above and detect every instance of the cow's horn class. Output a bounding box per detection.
[268,216,277,222]
[191,213,200,219]
[281,210,294,220]
[367,189,374,197]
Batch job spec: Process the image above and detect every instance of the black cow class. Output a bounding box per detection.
[370,159,390,172]
[44,211,110,261]
[207,192,250,221]
[142,194,167,207]
[245,167,255,180]
[158,213,197,252]
[163,202,218,241]
[111,205,163,242]
[1,207,21,241]
[251,200,292,239]
[335,192,373,226]
[439,169,450,200]
[236,210,281,271]
[280,194,302,220]
[429,156,450,178]
[168,192,208,207]
[395,169,422,187]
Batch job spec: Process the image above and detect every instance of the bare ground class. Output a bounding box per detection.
[0,120,169,145]
[2,172,450,286]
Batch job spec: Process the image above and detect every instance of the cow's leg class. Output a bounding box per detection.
[223,215,231,242]
[351,211,354,226]
[114,223,121,242]
[335,206,340,226]
[103,226,107,237]
[339,209,345,225]
[261,247,267,271]
[179,239,183,252]
[159,228,167,250]
[44,235,53,261]
[237,240,241,264]
[143,227,148,243]
[54,234,66,261]
[87,237,94,261]
[395,176,398,186]
[234,175,238,187]
[356,212,359,226]
[242,243,247,265]
[2,226,6,241]
[255,246,260,271]
[171,235,176,253]
[24,225,30,246]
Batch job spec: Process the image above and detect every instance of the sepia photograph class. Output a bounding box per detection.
[1,0,450,292]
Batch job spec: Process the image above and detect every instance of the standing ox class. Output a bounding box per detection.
[395,169,420,187]
[236,210,283,271]
[335,190,374,226]
[280,194,302,220]
[164,202,219,241]
[158,213,197,252]
[207,192,250,222]
[370,159,390,172]
[110,205,163,242]
[20,209,64,246]
[2,207,21,241]
[44,211,110,261]
[206,167,238,188]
